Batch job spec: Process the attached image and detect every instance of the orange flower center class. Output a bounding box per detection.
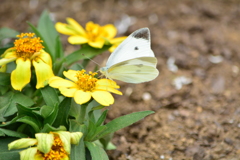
[75,69,98,92]
[14,33,44,60]
[42,135,68,160]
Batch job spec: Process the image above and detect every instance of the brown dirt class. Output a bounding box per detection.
[1,0,240,159]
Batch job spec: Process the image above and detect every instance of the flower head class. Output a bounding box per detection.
[55,18,126,50]
[8,131,83,160]
[49,69,122,106]
[0,33,54,91]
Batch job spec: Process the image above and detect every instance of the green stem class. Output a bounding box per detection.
[76,102,89,124]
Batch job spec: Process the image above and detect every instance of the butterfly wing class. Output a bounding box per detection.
[106,28,155,68]
[106,57,159,83]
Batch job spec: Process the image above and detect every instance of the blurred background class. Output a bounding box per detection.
[1,0,240,159]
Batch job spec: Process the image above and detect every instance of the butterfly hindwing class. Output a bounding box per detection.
[107,57,159,83]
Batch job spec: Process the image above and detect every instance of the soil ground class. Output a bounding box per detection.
[1,0,240,159]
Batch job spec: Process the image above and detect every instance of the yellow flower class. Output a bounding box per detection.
[8,131,83,160]
[55,18,126,49]
[0,33,54,91]
[49,69,122,106]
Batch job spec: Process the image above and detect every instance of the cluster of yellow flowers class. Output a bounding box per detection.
[0,18,125,106]
[0,18,127,160]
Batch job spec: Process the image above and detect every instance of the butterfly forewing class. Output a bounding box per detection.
[106,28,154,67]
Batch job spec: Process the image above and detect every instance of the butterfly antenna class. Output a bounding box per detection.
[81,53,100,66]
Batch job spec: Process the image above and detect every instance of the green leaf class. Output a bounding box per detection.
[0,92,35,121]
[52,97,71,128]
[65,45,111,66]
[42,104,59,125]
[41,124,66,133]
[40,105,54,119]
[0,27,19,42]
[40,86,59,107]
[0,137,22,160]
[95,110,108,127]
[69,120,87,135]
[0,128,28,138]
[0,92,13,121]
[37,10,60,61]
[0,72,10,86]
[16,116,41,133]
[99,111,155,138]
[70,137,85,160]
[99,133,116,150]
[85,141,109,160]
[55,35,64,59]
[69,99,81,119]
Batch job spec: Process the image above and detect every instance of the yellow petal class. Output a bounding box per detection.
[35,133,54,154]
[66,17,86,35]
[20,147,38,160]
[49,76,77,88]
[0,64,7,72]
[1,48,17,58]
[68,35,88,45]
[59,87,78,97]
[88,38,105,48]
[97,79,120,88]
[8,138,37,150]
[74,90,91,105]
[102,24,117,39]
[96,85,122,95]
[11,58,31,91]
[38,50,53,67]
[91,91,114,106]
[33,58,54,89]
[0,57,16,66]
[55,22,77,36]
[63,70,78,82]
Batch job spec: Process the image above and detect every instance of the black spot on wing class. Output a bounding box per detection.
[136,64,143,68]
[136,69,141,73]
[134,46,139,50]
[132,28,150,40]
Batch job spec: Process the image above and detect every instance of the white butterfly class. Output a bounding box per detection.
[100,28,159,83]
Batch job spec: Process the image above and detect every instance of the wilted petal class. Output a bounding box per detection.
[8,138,37,150]
[11,58,31,91]
[35,133,54,154]
[92,91,114,106]
[70,132,83,145]
[56,131,71,154]
[20,147,38,160]
[74,90,91,105]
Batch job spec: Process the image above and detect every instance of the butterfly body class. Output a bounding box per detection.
[100,28,159,83]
